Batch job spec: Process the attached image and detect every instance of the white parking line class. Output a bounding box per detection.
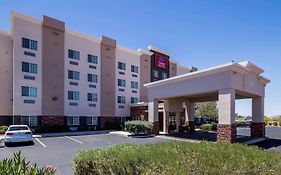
[65,136,83,144]
[35,138,46,148]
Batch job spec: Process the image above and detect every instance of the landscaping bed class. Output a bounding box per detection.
[73,141,281,175]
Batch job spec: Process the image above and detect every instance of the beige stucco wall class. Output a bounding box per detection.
[139,53,151,102]
[0,31,13,115]
[169,61,177,77]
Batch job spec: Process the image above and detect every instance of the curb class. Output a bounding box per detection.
[0,138,4,148]
[155,135,201,143]
[241,137,268,145]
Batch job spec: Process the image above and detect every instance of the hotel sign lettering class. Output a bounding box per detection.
[155,53,169,70]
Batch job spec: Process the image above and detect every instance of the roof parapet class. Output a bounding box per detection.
[148,45,171,56]
[239,61,264,75]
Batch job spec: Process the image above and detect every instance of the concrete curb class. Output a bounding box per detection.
[241,137,268,145]
[38,130,114,138]
[155,135,201,143]
[0,138,4,148]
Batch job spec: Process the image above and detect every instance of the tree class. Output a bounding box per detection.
[195,102,218,121]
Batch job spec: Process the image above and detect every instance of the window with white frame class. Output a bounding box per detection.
[21,116,38,126]
[88,74,98,83]
[131,81,138,89]
[22,86,37,97]
[117,96,126,104]
[68,70,80,80]
[131,65,138,73]
[131,97,138,104]
[88,54,98,64]
[87,93,98,102]
[22,37,38,50]
[118,79,126,87]
[153,70,159,78]
[68,91,80,101]
[68,49,80,60]
[87,116,98,125]
[67,116,80,126]
[22,62,37,74]
[118,62,126,70]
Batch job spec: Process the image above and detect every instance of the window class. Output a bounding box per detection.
[131,65,138,73]
[153,70,159,78]
[87,116,98,125]
[68,70,80,80]
[131,97,138,104]
[21,116,38,126]
[117,96,126,104]
[118,62,126,70]
[88,54,98,64]
[68,91,80,101]
[22,62,37,74]
[67,116,80,126]
[131,81,138,89]
[22,38,38,50]
[88,74,98,83]
[87,93,98,102]
[22,86,37,97]
[162,72,168,79]
[118,79,126,87]
[68,49,80,60]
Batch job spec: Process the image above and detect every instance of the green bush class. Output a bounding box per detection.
[200,123,217,131]
[125,120,153,135]
[73,142,281,175]
[35,125,68,133]
[0,126,8,134]
[0,151,56,175]
[273,121,278,126]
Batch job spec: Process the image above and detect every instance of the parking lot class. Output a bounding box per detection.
[0,127,281,175]
[0,132,170,175]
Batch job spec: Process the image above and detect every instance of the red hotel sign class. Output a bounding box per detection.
[155,53,169,70]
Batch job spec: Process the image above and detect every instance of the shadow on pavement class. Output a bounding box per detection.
[250,138,281,149]
[4,141,34,148]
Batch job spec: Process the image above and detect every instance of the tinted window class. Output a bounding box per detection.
[8,126,29,131]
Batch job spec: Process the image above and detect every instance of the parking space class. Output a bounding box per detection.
[0,133,170,175]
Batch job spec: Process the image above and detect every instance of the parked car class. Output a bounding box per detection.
[4,125,33,145]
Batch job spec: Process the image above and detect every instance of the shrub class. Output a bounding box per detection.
[73,142,281,175]
[200,123,217,131]
[125,120,153,135]
[0,151,56,175]
[35,125,68,133]
[273,121,278,126]
[0,126,8,134]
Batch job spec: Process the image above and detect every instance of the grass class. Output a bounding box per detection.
[73,141,281,175]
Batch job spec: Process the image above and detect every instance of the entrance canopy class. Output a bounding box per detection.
[144,61,270,143]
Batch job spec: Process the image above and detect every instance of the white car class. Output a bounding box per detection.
[4,125,34,145]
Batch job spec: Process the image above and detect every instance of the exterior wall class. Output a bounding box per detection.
[139,53,151,102]
[64,30,101,116]
[0,31,13,116]
[115,47,140,117]
[177,65,191,76]
[100,36,116,117]
[12,14,43,116]
[42,16,65,116]
[169,61,177,77]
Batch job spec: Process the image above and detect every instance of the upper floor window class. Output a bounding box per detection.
[88,74,98,83]
[131,97,138,104]
[68,70,80,80]
[117,96,126,104]
[68,49,80,60]
[22,62,37,74]
[118,79,126,87]
[88,54,98,64]
[87,93,98,102]
[68,91,80,101]
[162,72,168,79]
[22,86,37,97]
[131,81,138,89]
[22,38,38,50]
[131,65,138,73]
[118,62,126,70]
[153,70,159,78]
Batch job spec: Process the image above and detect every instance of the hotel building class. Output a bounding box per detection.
[0,12,194,130]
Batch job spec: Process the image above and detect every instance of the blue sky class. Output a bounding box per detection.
[0,0,280,116]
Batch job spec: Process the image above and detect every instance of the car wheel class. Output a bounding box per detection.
[4,142,10,147]
[29,141,34,145]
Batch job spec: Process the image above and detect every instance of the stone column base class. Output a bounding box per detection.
[250,122,265,137]
[189,121,195,132]
[217,124,237,143]
[151,122,160,135]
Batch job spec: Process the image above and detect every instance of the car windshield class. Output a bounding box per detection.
[8,126,29,131]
